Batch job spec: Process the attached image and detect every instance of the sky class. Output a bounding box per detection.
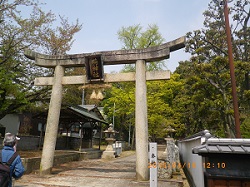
[40,0,211,73]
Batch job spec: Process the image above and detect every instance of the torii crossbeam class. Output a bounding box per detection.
[24,36,185,180]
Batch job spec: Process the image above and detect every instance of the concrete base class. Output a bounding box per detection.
[102,151,115,159]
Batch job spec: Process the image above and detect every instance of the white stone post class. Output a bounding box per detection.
[135,60,149,181]
[40,65,64,175]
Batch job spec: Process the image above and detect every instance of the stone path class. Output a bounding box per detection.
[14,152,184,187]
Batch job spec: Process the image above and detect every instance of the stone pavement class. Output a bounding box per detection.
[14,152,185,187]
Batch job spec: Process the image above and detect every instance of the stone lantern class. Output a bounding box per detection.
[102,123,117,159]
[158,126,179,179]
[165,125,176,138]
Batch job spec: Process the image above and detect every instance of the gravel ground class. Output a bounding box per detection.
[14,151,186,187]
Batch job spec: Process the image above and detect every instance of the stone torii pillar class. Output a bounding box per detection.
[24,36,185,180]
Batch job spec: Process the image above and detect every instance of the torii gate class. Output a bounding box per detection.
[24,36,185,181]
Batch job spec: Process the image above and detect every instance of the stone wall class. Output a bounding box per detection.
[0,136,40,150]
[69,137,92,150]
[17,136,41,150]
[0,136,103,174]
[0,136,97,151]
[22,150,103,174]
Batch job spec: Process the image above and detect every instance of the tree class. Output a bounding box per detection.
[182,0,250,137]
[118,24,166,72]
[63,67,86,106]
[102,82,135,142]
[102,24,185,142]
[147,74,186,139]
[186,0,249,63]
[0,0,82,118]
[175,57,250,137]
[38,15,82,55]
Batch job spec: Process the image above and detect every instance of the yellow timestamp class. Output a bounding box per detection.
[203,162,226,169]
[148,161,226,169]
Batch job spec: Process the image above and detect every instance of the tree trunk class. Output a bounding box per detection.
[131,126,135,150]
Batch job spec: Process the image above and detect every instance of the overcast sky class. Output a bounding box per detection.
[40,0,211,73]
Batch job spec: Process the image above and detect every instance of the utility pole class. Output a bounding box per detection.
[223,0,241,138]
[113,102,115,129]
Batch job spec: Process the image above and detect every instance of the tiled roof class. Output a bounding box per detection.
[192,137,250,155]
[68,105,108,124]
[179,130,210,142]
[79,105,96,111]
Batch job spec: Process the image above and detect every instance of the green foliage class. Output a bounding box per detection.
[102,24,175,141]
[174,56,245,137]
[102,82,135,124]
[0,60,28,115]
[182,0,250,138]
[0,0,82,118]
[118,24,166,72]
[103,0,250,139]
[241,117,250,138]
[102,71,187,139]
[147,74,186,139]
[118,24,164,49]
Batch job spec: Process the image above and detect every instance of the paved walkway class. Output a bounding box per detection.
[14,152,184,187]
